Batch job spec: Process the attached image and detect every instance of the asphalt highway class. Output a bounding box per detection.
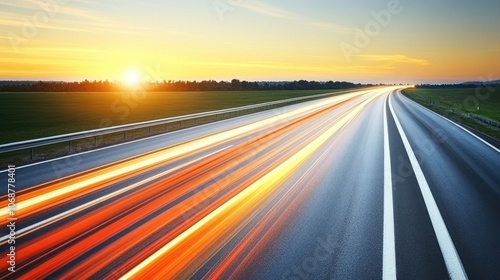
[1,87,498,279]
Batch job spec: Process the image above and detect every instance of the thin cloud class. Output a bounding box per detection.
[240,1,295,19]
[192,60,336,72]
[240,0,352,34]
[356,55,430,65]
[0,1,133,35]
[306,21,354,34]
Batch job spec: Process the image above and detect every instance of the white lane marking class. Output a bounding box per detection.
[397,90,500,154]
[389,95,468,280]
[383,94,397,280]
[0,145,233,244]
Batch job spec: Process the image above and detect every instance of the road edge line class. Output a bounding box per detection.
[398,90,500,154]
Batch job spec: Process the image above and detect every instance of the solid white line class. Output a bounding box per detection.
[0,145,233,244]
[383,95,397,280]
[397,90,500,153]
[433,110,500,153]
[389,95,468,280]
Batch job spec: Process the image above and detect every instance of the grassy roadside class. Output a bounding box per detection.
[0,89,363,166]
[0,89,353,144]
[402,87,500,140]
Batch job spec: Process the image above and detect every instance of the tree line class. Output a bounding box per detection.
[0,79,365,92]
[416,83,500,89]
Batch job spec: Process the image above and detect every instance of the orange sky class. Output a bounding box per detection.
[1,0,499,84]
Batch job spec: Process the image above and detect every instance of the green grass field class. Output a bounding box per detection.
[403,87,500,139]
[0,89,346,144]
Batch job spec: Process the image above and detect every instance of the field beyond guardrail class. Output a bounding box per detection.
[0,88,365,165]
[419,97,500,129]
[402,87,500,140]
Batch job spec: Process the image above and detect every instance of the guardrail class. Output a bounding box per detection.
[0,88,364,162]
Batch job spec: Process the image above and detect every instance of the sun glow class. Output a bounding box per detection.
[124,69,141,87]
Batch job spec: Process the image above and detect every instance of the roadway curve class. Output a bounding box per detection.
[0,87,498,279]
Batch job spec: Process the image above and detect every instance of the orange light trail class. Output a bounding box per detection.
[0,87,404,279]
[120,90,386,279]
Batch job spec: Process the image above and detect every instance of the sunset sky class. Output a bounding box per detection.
[1,0,499,84]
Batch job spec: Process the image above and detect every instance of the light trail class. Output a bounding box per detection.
[120,90,386,279]
[0,90,369,223]
[0,87,434,280]
[0,145,233,244]
[10,89,370,279]
[1,86,493,279]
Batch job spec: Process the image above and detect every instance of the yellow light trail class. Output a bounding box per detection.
[1,90,372,220]
[120,89,390,279]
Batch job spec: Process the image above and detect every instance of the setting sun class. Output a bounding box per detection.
[124,69,141,87]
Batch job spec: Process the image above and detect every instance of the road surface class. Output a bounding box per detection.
[1,87,499,279]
